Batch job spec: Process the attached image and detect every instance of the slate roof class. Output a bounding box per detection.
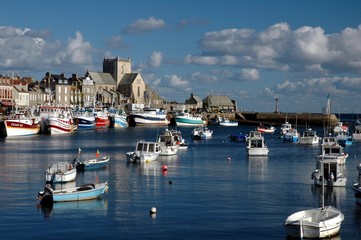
[119,73,139,84]
[87,72,116,85]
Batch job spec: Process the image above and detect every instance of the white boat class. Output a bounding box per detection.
[316,137,348,165]
[73,149,110,171]
[311,157,347,187]
[191,126,213,140]
[37,182,109,206]
[352,124,361,140]
[174,111,204,126]
[246,131,269,156]
[126,140,161,163]
[108,108,128,128]
[157,129,179,156]
[170,129,188,149]
[283,128,299,142]
[351,163,361,205]
[39,106,76,134]
[45,162,77,183]
[3,112,40,137]
[257,124,276,133]
[219,117,238,127]
[130,107,168,126]
[279,121,292,138]
[333,121,348,134]
[335,131,353,146]
[298,128,320,145]
[285,156,344,239]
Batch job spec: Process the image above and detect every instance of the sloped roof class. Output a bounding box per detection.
[203,95,234,107]
[87,72,116,85]
[119,73,139,85]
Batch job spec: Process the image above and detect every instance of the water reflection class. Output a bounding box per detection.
[248,156,268,181]
[311,184,346,209]
[38,198,108,218]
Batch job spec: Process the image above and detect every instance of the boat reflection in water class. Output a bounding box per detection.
[248,156,268,181]
[39,198,108,218]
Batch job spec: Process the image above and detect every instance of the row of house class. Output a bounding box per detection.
[0,57,237,114]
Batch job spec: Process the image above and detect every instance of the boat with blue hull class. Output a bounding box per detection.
[174,111,204,126]
[37,182,109,207]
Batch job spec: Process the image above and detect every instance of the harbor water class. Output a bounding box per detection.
[0,125,361,239]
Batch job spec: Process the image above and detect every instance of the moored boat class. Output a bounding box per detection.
[73,149,110,171]
[3,112,40,137]
[174,111,204,127]
[36,182,109,207]
[130,107,168,126]
[45,162,77,183]
[38,106,76,134]
[246,131,269,156]
[157,129,179,156]
[298,128,320,145]
[126,140,161,163]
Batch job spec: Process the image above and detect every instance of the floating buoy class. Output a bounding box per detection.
[169,180,173,185]
[150,207,157,214]
[227,157,231,162]
[162,165,168,171]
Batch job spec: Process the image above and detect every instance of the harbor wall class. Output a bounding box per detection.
[200,112,338,127]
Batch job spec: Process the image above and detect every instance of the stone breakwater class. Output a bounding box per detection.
[201,112,338,127]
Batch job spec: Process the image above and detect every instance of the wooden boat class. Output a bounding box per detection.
[246,131,269,156]
[126,140,161,163]
[37,182,109,207]
[45,162,77,183]
[285,156,344,238]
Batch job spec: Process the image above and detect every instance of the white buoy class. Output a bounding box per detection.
[150,207,157,214]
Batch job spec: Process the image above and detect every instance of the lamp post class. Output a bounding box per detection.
[275,96,279,113]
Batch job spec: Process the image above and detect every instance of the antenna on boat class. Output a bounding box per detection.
[321,151,325,210]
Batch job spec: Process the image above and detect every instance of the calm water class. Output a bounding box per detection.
[1,125,361,239]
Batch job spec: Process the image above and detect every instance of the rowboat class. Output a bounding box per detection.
[45,162,77,183]
[37,182,109,207]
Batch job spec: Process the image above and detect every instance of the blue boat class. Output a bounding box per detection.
[73,109,96,130]
[229,132,248,142]
[37,182,109,206]
[73,155,110,171]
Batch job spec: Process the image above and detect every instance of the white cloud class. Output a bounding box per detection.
[184,54,217,65]
[166,74,190,88]
[123,17,166,34]
[149,51,162,67]
[241,68,259,81]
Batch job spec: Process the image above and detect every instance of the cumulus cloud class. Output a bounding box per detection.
[166,74,190,88]
[104,35,128,49]
[123,17,166,34]
[184,54,218,65]
[149,51,162,67]
[241,68,259,80]
[195,23,361,74]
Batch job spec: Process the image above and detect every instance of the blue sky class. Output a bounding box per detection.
[0,0,361,113]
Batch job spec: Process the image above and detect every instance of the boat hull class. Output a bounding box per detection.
[175,116,204,126]
[76,116,96,131]
[77,157,110,171]
[284,206,343,238]
[114,115,128,127]
[52,182,108,202]
[4,120,40,137]
[47,117,75,134]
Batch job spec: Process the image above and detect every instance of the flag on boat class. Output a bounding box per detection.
[96,149,100,157]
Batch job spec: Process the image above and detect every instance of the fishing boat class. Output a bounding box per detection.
[279,121,292,138]
[111,109,129,128]
[283,128,300,142]
[311,157,347,187]
[36,182,109,207]
[316,137,348,165]
[191,126,213,140]
[73,108,96,131]
[157,129,179,156]
[285,155,344,238]
[45,162,77,183]
[170,129,189,150]
[219,117,238,127]
[174,111,204,126]
[3,112,40,137]
[126,140,161,163]
[130,107,168,126]
[38,106,76,134]
[352,124,361,140]
[298,128,320,145]
[246,131,269,156]
[93,107,110,129]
